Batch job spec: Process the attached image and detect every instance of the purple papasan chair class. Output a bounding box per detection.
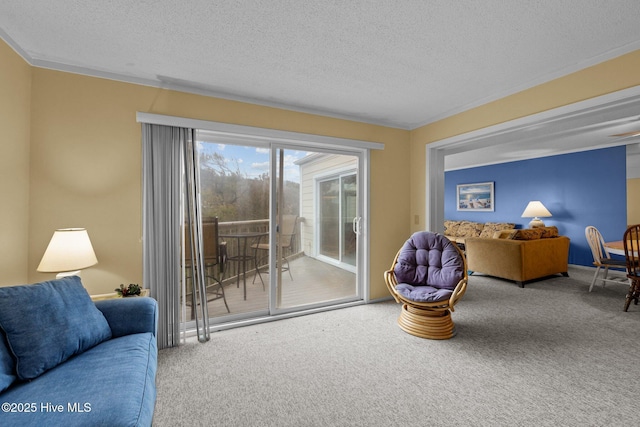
[384,231,468,339]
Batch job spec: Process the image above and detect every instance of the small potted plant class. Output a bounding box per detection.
[115,283,141,297]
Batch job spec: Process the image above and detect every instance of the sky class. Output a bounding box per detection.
[199,141,309,183]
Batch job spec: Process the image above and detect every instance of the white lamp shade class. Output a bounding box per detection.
[37,228,98,273]
[521,201,552,218]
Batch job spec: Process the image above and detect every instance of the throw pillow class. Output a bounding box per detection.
[495,230,518,239]
[457,221,484,238]
[539,226,559,238]
[0,331,16,393]
[513,228,543,240]
[479,222,516,238]
[444,220,461,237]
[0,276,112,380]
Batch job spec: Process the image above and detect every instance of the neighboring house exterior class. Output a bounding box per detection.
[296,153,358,272]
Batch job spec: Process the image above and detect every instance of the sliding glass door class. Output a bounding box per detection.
[181,132,365,325]
[317,172,357,272]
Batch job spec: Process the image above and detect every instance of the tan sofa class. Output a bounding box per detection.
[464,227,570,287]
[444,220,516,245]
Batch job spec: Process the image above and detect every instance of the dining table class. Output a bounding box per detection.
[604,240,626,256]
[604,240,638,257]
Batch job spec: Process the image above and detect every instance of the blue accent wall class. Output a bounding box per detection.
[445,146,627,266]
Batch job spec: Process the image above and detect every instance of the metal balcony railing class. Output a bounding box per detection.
[213,219,300,284]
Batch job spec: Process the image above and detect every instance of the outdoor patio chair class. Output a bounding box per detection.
[184,217,229,318]
[252,214,298,285]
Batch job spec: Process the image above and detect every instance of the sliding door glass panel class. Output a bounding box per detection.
[341,174,357,267]
[319,178,339,259]
[317,173,357,269]
[274,150,360,312]
[182,134,271,323]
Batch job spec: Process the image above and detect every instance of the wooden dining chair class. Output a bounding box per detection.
[584,226,627,292]
[623,224,640,311]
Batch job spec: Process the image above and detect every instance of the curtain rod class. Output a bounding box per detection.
[136,112,385,151]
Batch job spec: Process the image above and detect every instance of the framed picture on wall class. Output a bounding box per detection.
[457,182,494,211]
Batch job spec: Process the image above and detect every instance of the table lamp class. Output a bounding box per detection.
[37,228,98,278]
[521,201,552,228]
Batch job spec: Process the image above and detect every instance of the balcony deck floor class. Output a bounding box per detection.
[183,255,356,321]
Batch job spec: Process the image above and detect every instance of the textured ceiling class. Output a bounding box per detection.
[2,0,640,131]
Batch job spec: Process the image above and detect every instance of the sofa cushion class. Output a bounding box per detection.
[395,283,453,303]
[0,276,112,380]
[479,222,515,238]
[0,332,157,426]
[0,331,16,393]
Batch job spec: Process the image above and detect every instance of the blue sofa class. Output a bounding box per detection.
[0,276,157,426]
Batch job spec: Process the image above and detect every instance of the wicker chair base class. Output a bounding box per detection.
[397,303,456,340]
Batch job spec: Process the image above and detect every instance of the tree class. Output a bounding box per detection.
[198,152,300,222]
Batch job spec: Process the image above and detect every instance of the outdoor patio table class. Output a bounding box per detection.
[220,231,268,300]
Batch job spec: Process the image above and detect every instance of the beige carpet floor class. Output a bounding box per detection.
[154,266,640,426]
